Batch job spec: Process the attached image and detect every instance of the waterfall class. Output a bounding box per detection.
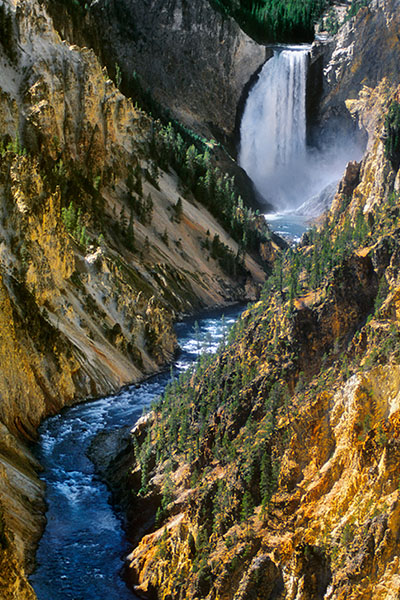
[239,45,365,237]
[239,46,310,211]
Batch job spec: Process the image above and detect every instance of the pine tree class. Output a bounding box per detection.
[161,228,169,247]
[126,209,135,251]
[240,490,254,521]
[144,193,153,224]
[61,202,77,233]
[79,226,88,249]
[174,197,183,223]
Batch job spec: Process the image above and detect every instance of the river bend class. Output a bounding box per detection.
[30,305,243,600]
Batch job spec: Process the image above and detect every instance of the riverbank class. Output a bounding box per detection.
[29,306,243,599]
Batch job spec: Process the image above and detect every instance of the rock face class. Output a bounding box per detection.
[53,0,266,146]
[310,0,400,146]
[0,426,43,600]
[322,0,400,107]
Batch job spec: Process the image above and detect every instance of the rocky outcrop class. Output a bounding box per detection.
[309,0,400,149]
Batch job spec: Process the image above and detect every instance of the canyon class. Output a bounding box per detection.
[0,0,399,598]
[94,2,400,600]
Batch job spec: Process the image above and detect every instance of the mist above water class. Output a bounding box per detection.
[239,45,363,232]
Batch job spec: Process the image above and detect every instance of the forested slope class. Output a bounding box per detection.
[210,0,328,42]
[101,3,400,598]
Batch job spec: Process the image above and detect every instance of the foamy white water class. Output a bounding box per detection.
[239,46,310,211]
[239,45,364,238]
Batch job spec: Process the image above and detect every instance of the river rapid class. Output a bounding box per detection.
[30,305,243,600]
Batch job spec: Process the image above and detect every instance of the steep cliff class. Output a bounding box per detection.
[0,0,269,424]
[46,0,266,148]
[310,0,400,146]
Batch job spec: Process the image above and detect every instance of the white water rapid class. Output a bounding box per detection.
[239,46,363,240]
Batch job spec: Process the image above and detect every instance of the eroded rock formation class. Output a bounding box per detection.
[310,0,400,146]
[47,0,266,145]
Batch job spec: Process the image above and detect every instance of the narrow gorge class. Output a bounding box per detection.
[0,0,400,599]
[30,307,243,599]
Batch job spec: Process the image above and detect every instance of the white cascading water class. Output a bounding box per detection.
[239,46,364,239]
[239,46,310,212]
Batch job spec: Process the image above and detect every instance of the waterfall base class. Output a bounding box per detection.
[265,212,310,242]
[265,180,339,242]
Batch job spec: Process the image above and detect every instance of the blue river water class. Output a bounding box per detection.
[265,212,309,243]
[29,305,243,600]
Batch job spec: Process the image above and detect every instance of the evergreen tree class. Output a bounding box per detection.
[144,193,153,224]
[240,490,254,521]
[174,197,183,223]
[0,4,16,61]
[126,209,135,251]
[384,101,400,170]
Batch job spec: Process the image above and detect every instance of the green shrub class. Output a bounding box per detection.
[61,202,89,249]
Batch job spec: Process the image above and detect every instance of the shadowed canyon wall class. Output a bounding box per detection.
[47,0,267,147]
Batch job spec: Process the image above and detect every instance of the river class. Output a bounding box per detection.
[29,304,243,600]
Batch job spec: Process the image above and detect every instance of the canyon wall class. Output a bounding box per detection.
[48,0,266,146]
[2,0,400,597]
[310,0,400,146]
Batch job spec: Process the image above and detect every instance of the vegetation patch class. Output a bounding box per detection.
[209,0,329,43]
[0,3,17,61]
[150,121,270,261]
